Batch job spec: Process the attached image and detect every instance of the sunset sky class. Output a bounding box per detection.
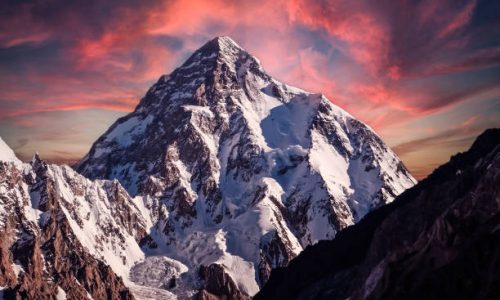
[0,0,499,179]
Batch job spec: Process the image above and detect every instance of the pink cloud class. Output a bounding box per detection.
[437,0,477,38]
[0,0,496,131]
[286,0,390,76]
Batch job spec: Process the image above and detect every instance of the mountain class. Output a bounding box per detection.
[73,36,415,298]
[0,137,21,164]
[0,150,148,298]
[256,128,500,300]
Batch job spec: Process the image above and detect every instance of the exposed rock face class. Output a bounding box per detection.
[256,128,500,300]
[0,152,147,299]
[197,264,248,300]
[75,36,415,297]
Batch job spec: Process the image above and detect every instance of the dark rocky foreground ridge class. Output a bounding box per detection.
[256,128,500,300]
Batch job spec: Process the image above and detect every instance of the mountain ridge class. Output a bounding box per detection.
[1,36,416,299]
[256,128,500,300]
[75,36,415,297]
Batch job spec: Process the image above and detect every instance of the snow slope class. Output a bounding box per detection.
[0,137,20,164]
[256,128,500,300]
[0,142,184,299]
[75,36,416,298]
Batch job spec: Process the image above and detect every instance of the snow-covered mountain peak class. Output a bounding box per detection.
[76,36,416,297]
[198,35,246,58]
[0,136,21,164]
[177,35,249,71]
[210,35,243,51]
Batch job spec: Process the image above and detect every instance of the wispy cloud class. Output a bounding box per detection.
[393,112,483,156]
